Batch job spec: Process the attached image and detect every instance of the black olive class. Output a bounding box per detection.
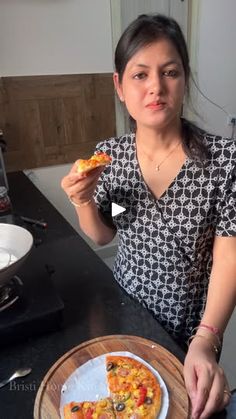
[145,397,153,405]
[115,402,125,411]
[106,362,115,371]
[71,405,80,412]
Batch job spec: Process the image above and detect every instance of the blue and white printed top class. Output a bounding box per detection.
[94,133,236,343]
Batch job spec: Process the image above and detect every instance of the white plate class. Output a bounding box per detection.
[0,248,11,270]
[60,351,169,418]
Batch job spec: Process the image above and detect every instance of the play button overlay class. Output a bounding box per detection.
[112,202,126,217]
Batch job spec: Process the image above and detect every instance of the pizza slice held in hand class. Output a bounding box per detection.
[77,152,112,174]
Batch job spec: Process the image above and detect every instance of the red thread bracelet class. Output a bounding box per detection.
[199,323,220,337]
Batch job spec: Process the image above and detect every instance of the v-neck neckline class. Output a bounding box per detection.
[131,133,190,201]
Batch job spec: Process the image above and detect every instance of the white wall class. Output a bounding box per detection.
[0,0,113,76]
[190,0,236,138]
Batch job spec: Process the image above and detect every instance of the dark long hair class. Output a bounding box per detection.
[114,14,208,161]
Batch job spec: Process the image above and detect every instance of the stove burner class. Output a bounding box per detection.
[0,276,23,312]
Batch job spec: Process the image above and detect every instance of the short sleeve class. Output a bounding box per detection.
[215,165,236,236]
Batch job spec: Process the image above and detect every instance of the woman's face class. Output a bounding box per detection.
[113,38,186,132]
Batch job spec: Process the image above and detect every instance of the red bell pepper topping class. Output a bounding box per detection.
[85,407,94,418]
[136,386,147,407]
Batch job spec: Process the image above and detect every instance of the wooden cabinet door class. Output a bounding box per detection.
[1,74,116,172]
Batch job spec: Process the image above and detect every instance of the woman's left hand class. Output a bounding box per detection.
[184,336,231,419]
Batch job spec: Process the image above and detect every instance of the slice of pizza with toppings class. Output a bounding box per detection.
[77,151,112,174]
[63,397,116,419]
[106,355,162,418]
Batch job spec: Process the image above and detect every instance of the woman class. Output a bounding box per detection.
[61,14,236,418]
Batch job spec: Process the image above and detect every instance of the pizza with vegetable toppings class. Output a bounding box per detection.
[106,356,162,418]
[77,152,112,174]
[63,355,162,419]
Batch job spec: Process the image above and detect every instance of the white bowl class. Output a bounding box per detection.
[0,223,33,286]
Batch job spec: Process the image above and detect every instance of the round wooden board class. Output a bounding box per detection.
[34,335,189,419]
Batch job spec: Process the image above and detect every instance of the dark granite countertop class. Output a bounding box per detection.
[0,172,228,419]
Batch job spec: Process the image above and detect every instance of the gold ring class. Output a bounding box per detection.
[223,390,231,398]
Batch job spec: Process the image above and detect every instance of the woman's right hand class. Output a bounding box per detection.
[61,160,104,206]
